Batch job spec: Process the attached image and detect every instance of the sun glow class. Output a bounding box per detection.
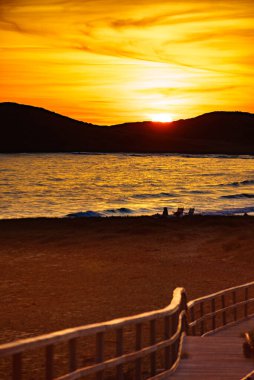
[1,1,254,124]
[150,114,173,123]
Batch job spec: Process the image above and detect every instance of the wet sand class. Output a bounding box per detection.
[0,216,254,344]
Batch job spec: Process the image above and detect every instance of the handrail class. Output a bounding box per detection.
[189,298,254,328]
[0,288,188,379]
[241,370,254,380]
[56,311,187,380]
[0,288,186,357]
[188,281,254,308]
[148,330,186,380]
[188,281,254,336]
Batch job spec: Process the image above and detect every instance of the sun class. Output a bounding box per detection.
[150,113,173,123]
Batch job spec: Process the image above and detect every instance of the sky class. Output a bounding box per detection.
[1,0,254,124]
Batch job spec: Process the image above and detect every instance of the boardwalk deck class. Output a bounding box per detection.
[169,318,254,379]
[209,316,254,337]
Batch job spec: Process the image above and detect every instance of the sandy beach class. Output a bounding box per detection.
[0,216,254,346]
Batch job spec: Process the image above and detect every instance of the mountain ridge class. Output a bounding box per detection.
[0,102,254,154]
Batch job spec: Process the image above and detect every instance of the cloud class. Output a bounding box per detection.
[138,85,241,96]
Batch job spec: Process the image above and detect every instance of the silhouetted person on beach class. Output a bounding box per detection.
[162,207,168,218]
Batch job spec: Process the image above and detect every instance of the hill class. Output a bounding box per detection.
[0,102,254,154]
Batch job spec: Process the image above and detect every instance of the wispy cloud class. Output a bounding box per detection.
[139,85,241,96]
[1,0,254,123]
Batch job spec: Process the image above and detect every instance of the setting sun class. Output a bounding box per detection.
[150,114,173,123]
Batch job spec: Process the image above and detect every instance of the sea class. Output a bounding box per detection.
[0,153,254,219]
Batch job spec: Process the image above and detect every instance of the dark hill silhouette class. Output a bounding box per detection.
[0,102,254,154]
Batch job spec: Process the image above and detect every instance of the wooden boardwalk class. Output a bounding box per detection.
[170,318,254,379]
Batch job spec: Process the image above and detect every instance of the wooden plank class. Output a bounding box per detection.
[169,336,254,379]
[208,316,254,337]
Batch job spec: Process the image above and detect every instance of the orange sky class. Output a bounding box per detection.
[1,0,254,124]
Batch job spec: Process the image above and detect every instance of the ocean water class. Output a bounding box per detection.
[0,153,254,219]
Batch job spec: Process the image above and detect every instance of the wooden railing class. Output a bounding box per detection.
[0,288,188,380]
[1,281,254,379]
[188,281,254,336]
[241,369,254,380]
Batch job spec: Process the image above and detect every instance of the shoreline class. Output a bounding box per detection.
[0,216,254,345]
[0,211,254,221]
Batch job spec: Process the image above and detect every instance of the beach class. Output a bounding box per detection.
[1,216,254,345]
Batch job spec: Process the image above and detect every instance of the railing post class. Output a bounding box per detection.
[233,291,237,321]
[169,314,174,367]
[150,319,156,377]
[181,291,189,335]
[222,295,226,325]
[245,287,249,317]
[13,353,22,380]
[181,312,188,337]
[181,291,188,311]
[135,323,142,380]
[211,298,216,330]
[189,307,196,336]
[96,332,104,380]
[164,316,170,370]
[173,310,179,362]
[200,302,205,335]
[69,338,77,372]
[45,345,54,380]
[116,328,124,380]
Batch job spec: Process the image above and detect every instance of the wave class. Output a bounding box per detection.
[221,193,254,199]
[0,169,14,173]
[219,179,254,187]
[104,208,133,214]
[66,207,134,218]
[69,152,254,159]
[203,206,254,216]
[132,192,176,199]
[70,152,105,155]
[128,153,254,159]
[66,211,102,218]
[65,205,254,218]
[48,178,65,182]
[187,190,207,194]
